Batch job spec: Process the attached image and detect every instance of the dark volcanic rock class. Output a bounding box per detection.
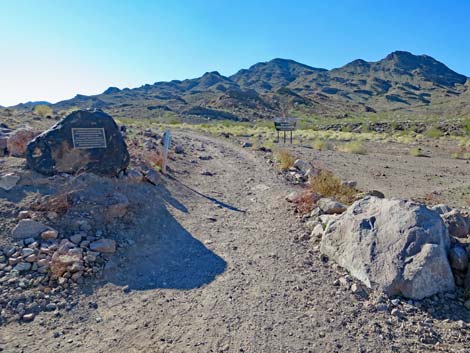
[26,110,129,176]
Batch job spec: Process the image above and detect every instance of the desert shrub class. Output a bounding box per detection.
[312,139,332,151]
[462,118,470,136]
[424,127,443,139]
[409,147,426,157]
[33,104,53,117]
[309,170,358,204]
[32,192,71,215]
[339,141,367,154]
[276,149,295,170]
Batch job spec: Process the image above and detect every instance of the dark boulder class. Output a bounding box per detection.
[26,110,129,176]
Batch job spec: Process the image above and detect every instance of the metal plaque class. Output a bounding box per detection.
[72,128,107,149]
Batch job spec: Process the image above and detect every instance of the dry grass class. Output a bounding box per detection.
[309,170,359,204]
[312,139,333,151]
[338,141,367,155]
[32,192,71,215]
[276,149,295,170]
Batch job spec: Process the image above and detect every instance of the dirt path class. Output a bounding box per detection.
[2,132,469,353]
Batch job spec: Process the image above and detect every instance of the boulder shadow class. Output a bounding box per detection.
[97,182,227,291]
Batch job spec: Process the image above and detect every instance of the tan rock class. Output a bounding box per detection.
[7,128,38,157]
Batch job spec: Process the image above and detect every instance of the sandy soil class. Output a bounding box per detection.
[1,131,470,353]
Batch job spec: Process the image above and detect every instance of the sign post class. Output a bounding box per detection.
[274,117,297,144]
[162,129,171,174]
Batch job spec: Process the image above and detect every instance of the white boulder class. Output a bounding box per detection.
[321,197,455,300]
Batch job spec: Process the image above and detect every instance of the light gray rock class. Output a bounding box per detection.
[90,239,116,253]
[286,191,299,203]
[341,180,357,189]
[448,245,468,271]
[12,219,51,239]
[317,198,347,215]
[442,210,469,238]
[14,262,31,272]
[319,214,339,228]
[311,224,324,240]
[293,159,310,173]
[0,173,20,191]
[321,197,455,300]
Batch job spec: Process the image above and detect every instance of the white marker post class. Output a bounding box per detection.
[162,129,171,174]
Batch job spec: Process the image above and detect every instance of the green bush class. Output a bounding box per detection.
[33,104,53,117]
[424,127,443,139]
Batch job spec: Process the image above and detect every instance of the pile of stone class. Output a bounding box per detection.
[281,159,321,184]
[302,194,470,304]
[0,216,118,323]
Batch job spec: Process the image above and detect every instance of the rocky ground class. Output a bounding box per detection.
[0,128,470,352]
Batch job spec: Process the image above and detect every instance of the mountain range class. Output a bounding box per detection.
[9,51,470,122]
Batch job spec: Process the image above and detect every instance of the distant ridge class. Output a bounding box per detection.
[10,51,470,120]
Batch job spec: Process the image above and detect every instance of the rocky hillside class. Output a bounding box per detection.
[8,51,470,122]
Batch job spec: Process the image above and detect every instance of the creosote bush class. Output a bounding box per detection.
[276,149,295,170]
[33,104,53,118]
[424,127,443,139]
[309,170,358,205]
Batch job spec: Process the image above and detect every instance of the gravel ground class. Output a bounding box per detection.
[1,131,469,352]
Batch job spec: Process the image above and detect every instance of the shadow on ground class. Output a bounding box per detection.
[98,181,227,291]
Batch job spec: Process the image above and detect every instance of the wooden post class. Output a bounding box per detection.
[290,131,293,144]
[162,129,171,174]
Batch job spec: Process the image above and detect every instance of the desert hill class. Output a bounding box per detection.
[8,51,470,122]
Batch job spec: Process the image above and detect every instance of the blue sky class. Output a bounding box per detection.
[1,0,469,106]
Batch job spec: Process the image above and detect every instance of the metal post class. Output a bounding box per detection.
[283,131,286,143]
[162,129,171,174]
[290,131,292,144]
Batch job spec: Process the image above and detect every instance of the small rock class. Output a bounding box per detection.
[0,173,21,191]
[449,245,468,271]
[174,145,184,154]
[69,233,83,244]
[341,180,357,188]
[391,308,404,318]
[286,191,299,203]
[201,170,214,176]
[442,209,469,238]
[7,128,38,157]
[14,262,31,272]
[41,229,59,240]
[143,168,161,185]
[21,248,35,257]
[89,239,116,253]
[317,198,347,215]
[18,210,32,220]
[22,313,35,322]
[125,168,144,183]
[376,303,389,312]
[12,219,51,239]
[293,159,310,173]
